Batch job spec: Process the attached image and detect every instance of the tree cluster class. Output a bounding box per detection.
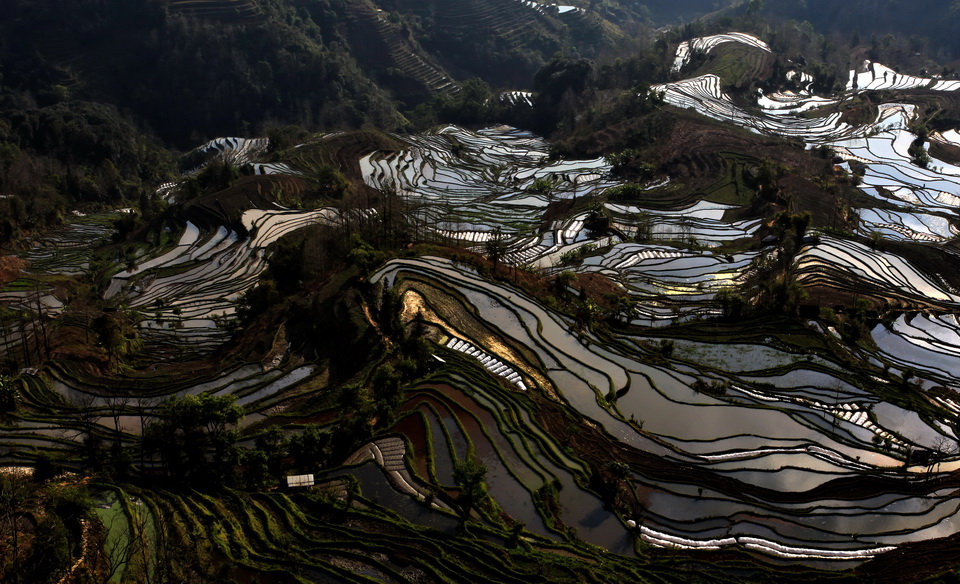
[142,393,244,486]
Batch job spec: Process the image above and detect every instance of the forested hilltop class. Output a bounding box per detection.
[747,0,960,63]
[9,1,960,583]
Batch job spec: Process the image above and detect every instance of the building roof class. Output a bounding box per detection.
[286,474,315,488]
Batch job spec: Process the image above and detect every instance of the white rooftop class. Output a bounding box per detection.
[286,474,315,488]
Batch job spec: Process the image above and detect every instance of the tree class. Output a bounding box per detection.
[908,139,931,168]
[634,211,653,242]
[289,425,332,470]
[372,365,404,411]
[96,496,149,584]
[376,178,408,249]
[315,164,350,199]
[715,289,747,319]
[253,426,290,483]
[346,234,383,273]
[144,394,244,485]
[0,375,18,412]
[614,296,636,325]
[453,454,488,521]
[0,474,30,583]
[31,280,50,362]
[533,57,597,133]
[929,436,956,475]
[484,227,507,271]
[552,270,577,298]
[91,310,141,369]
[69,392,105,471]
[268,236,307,290]
[529,176,557,203]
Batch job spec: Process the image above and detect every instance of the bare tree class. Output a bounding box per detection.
[929,436,956,475]
[32,279,50,361]
[0,473,30,584]
[135,397,159,470]
[18,310,32,367]
[99,505,139,583]
[107,397,130,438]
[69,393,105,469]
[484,227,507,272]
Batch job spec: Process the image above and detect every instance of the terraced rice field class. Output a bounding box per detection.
[847,60,960,92]
[654,33,960,269]
[500,90,535,107]
[11,29,960,575]
[672,32,771,73]
[350,124,764,321]
[101,482,706,583]
[435,0,553,51]
[6,107,960,567]
[168,0,264,24]
[357,125,613,245]
[104,207,340,354]
[345,0,457,95]
[316,33,960,564]
[0,355,319,470]
[0,213,119,361]
[369,255,960,563]
[21,213,117,276]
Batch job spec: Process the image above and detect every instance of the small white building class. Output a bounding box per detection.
[286,474,314,488]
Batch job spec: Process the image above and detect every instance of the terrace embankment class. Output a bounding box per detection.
[563,110,841,222]
[182,175,310,230]
[804,238,960,311]
[859,531,960,583]
[286,130,405,208]
[651,117,827,183]
[0,256,25,287]
[531,380,960,505]
[168,0,265,24]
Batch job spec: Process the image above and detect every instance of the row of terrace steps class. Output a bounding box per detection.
[503,237,544,265]
[444,336,527,390]
[0,323,33,357]
[345,437,454,511]
[877,223,946,242]
[521,0,586,20]
[137,334,224,360]
[500,215,599,266]
[30,30,112,87]
[796,264,936,309]
[346,1,457,95]
[830,403,905,449]
[197,137,269,169]
[168,0,265,24]
[313,477,352,501]
[435,0,546,50]
[168,137,270,197]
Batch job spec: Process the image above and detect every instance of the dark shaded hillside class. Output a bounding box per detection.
[0,0,659,147]
[635,0,740,26]
[389,0,574,88]
[749,0,960,62]
[0,0,401,147]
[0,99,175,242]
